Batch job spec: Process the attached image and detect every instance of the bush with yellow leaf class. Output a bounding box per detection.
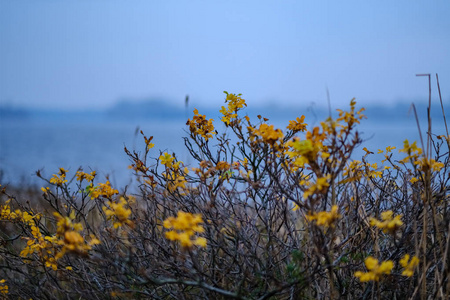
[0,90,448,299]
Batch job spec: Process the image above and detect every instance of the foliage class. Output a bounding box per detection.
[0,91,449,299]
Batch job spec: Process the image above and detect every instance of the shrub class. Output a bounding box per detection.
[0,91,449,299]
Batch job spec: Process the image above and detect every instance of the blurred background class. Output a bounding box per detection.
[1,0,449,188]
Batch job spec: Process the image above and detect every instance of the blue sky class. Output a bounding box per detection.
[1,0,449,110]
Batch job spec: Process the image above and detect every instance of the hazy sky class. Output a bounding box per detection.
[1,0,449,110]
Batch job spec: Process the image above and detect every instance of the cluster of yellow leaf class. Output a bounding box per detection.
[355,256,394,282]
[342,160,364,181]
[164,211,207,248]
[306,205,341,228]
[414,157,445,173]
[0,279,8,295]
[377,145,397,163]
[160,152,189,193]
[128,157,149,174]
[0,202,56,270]
[286,115,308,133]
[400,254,420,277]
[191,160,214,180]
[250,123,284,145]
[336,98,366,134]
[103,197,134,229]
[52,212,100,261]
[19,215,55,269]
[354,254,420,282]
[342,161,383,182]
[192,160,238,183]
[89,181,119,199]
[141,131,155,151]
[186,108,216,141]
[75,170,96,182]
[219,91,247,125]
[300,175,331,199]
[399,140,423,163]
[370,211,403,234]
[357,139,444,188]
[160,152,175,167]
[1,202,97,272]
[287,127,329,169]
[300,174,331,199]
[216,161,231,171]
[49,167,69,186]
[1,199,29,221]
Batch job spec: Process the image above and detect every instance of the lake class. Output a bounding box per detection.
[0,109,446,189]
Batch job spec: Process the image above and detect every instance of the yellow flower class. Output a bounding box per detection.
[355,256,394,282]
[399,254,419,277]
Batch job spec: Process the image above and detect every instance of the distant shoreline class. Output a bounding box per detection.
[1,100,447,123]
